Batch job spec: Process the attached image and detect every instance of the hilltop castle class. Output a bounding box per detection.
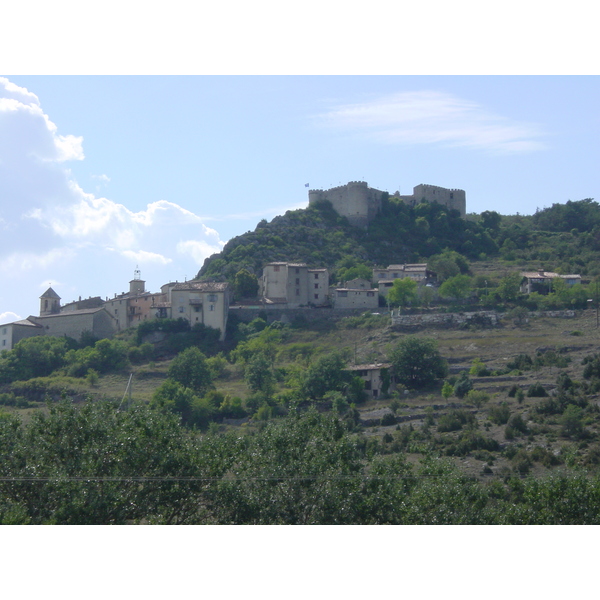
[308,181,466,227]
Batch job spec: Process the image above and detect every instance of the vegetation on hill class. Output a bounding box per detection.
[198,198,497,285]
[4,196,600,524]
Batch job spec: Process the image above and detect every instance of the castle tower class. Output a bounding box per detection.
[40,287,61,316]
[129,267,145,295]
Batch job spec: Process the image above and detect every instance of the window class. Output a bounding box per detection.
[208,294,217,302]
[2,328,6,335]
[296,278,300,285]
[314,294,319,300]
[314,284,318,289]
[2,340,5,347]
[296,289,300,296]
[209,305,215,311]
[295,268,300,274]
[367,292,374,297]
[115,309,118,315]
[179,306,184,313]
[379,273,386,279]
[314,273,319,280]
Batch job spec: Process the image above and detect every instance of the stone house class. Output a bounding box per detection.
[0,319,44,351]
[29,307,118,341]
[347,363,392,399]
[260,262,329,307]
[520,270,582,294]
[332,288,378,310]
[375,264,431,297]
[165,281,231,341]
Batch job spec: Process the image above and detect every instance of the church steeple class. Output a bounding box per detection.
[129,266,145,295]
[40,287,61,315]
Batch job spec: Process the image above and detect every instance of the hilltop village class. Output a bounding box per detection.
[0,181,583,351]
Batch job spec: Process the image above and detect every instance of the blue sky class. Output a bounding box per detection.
[1,75,599,324]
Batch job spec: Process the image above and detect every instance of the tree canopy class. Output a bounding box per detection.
[390,337,448,389]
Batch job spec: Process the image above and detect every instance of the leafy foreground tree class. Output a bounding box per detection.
[0,401,231,524]
[389,337,448,389]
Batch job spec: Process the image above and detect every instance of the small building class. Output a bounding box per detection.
[520,270,582,294]
[0,318,44,351]
[167,281,231,341]
[29,307,118,341]
[260,262,329,307]
[346,363,392,399]
[333,288,378,310]
[343,278,372,289]
[373,264,429,284]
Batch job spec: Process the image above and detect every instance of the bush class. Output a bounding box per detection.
[489,402,511,425]
[437,409,475,432]
[527,382,548,397]
[469,358,491,377]
[453,372,473,399]
[380,412,397,427]
[467,389,490,408]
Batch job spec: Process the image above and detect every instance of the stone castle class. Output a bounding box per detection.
[308,181,466,227]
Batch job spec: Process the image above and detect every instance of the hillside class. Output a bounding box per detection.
[198,197,600,287]
[198,197,497,282]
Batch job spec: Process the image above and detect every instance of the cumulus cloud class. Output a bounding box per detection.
[0,311,22,326]
[177,239,225,265]
[315,90,546,154]
[120,250,173,265]
[0,77,226,318]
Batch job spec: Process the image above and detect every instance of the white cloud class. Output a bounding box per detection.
[121,250,173,265]
[0,77,227,319]
[0,311,22,325]
[315,90,546,154]
[177,239,225,265]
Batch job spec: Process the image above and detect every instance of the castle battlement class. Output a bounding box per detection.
[309,180,466,227]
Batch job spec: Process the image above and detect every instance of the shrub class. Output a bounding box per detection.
[467,389,490,408]
[527,382,548,397]
[453,372,473,399]
[437,409,474,432]
[508,413,528,434]
[380,412,397,427]
[469,358,491,377]
[506,354,533,371]
[489,402,511,425]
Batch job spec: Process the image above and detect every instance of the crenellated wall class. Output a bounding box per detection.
[309,181,466,226]
[308,181,384,228]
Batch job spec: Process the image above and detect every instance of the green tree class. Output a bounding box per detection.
[168,346,213,395]
[441,381,454,401]
[302,352,348,400]
[0,336,69,383]
[233,269,259,299]
[439,274,472,300]
[387,278,417,309]
[244,353,276,397]
[561,404,584,439]
[497,272,522,302]
[389,337,448,389]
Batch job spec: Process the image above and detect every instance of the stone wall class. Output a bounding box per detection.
[391,311,499,329]
[231,306,377,325]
